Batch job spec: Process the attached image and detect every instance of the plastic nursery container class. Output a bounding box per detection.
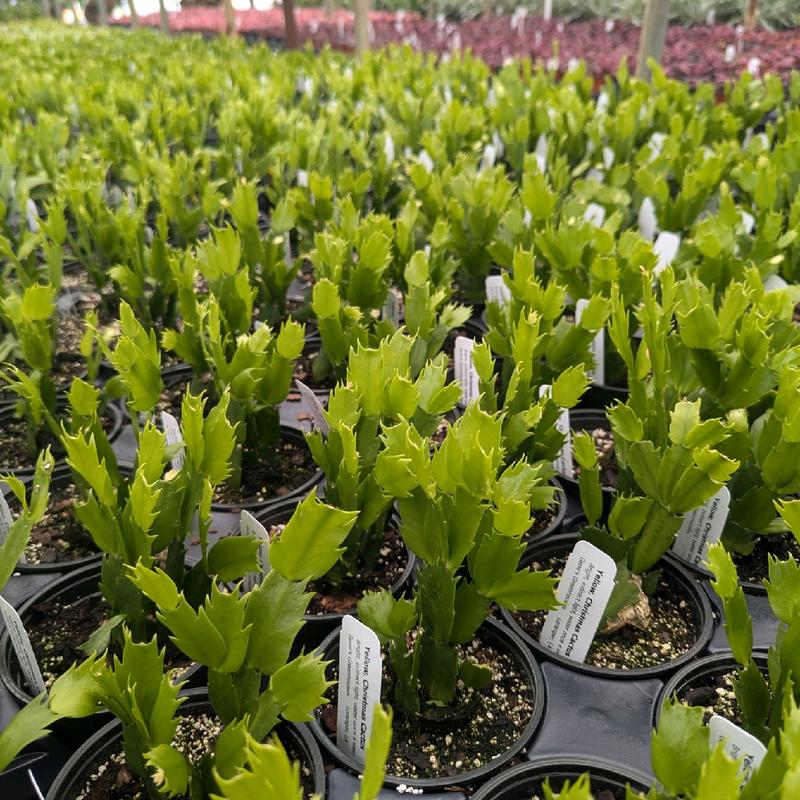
[0,400,124,479]
[653,651,770,730]
[309,617,546,795]
[503,532,714,681]
[471,756,651,799]
[255,497,417,654]
[44,688,325,800]
[0,562,203,707]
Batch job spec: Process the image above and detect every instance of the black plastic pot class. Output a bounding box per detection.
[255,497,416,654]
[45,688,325,799]
[503,532,714,680]
[0,562,203,707]
[472,757,651,799]
[0,401,124,478]
[309,617,546,794]
[557,409,616,513]
[2,464,133,575]
[654,651,770,730]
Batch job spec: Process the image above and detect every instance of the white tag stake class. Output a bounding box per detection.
[672,487,730,567]
[383,133,395,164]
[240,510,270,593]
[542,0,552,21]
[294,380,330,437]
[161,411,185,471]
[381,287,404,327]
[709,715,766,787]
[337,616,382,766]
[485,275,511,307]
[740,211,755,235]
[0,597,45,695]
[540,385,573,477]
[584,203,606,228]
[535,135,548,174]
[653,232,681,277]
[576,299,605,386]
[454,336,479,410]
[764,274,788,292]
[539,541,617,663]
[639,197,658,240]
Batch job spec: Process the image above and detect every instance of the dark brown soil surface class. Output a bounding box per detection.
[17,480,97,565]
[321,636,534,781]
[211,434,319,507]
[293,344,337,392]
[732,534,800,585]
[512,553,697,670]
[679,669,742,725]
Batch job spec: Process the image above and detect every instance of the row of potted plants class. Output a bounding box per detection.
[1,21,800,800]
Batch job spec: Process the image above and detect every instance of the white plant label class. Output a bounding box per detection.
[283,235,293,268]
[672,487,731,567]
[454,336,479,410]
[542,0,553,21]
[294,380,329,437]
[492,130,505,158]
[709,715,766,787]
[481,143,497,171]
[535,134,548,174]
[161,411,185,471]
[576,299,605,386]
[764,274,789,292]
[0,493,13,543]
[485,275,511,307]
[540,385,573,477]
[383,133,395,164]
[586,168,605,183]
[595,91,609,115]
[539,541,617,663]
[0,597,45,695]
[337,615,382,766]
[240,510,270,592]
[418,149,434,173]
[584,203,606,228]
[653,232,681,277]
[724,44,736,63]
[639,197,658,240]
[381,286,404,327]
[296,169,309,188]
[602,146,615,170]
[26,199,40,233]
[740,211,755,235]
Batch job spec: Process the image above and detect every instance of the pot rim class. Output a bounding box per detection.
[502,532,715,680]
[44,687,325,799]
[653,650,770,730]
[308,616,546,791]
[470,755,652,799]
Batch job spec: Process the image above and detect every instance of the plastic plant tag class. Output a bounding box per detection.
[383,132,395,164]
[26,199,39,233]
[0,597,45,695]
[481,143,496,171]
[653,232,681,277]
[485,275,511,307]
[381,287,404,327]
[337,615,382,766]
[419,149,434,173]
[724,43,736,63]
[740,210,755,235]
[576,299,605,386]
[586,168,604,183]
[240,510,270,593]
[283,234,293,268]
[296,169,309,188]
[535,134,548,174]
[161,411,185,471]
[708,715,766,787]
[295,379,329,437]
[584,203,606,228]
[542,0,552,21]
[672,487,731,568]
[639,197,658,240]
[602,146,615,170]
[454,336,479,410]
[764,274,789,292]
[492,130,504,158]
[540,385,573,478]
[595,91,609,115]
[0,493,26,564]
[539,541,617,663]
